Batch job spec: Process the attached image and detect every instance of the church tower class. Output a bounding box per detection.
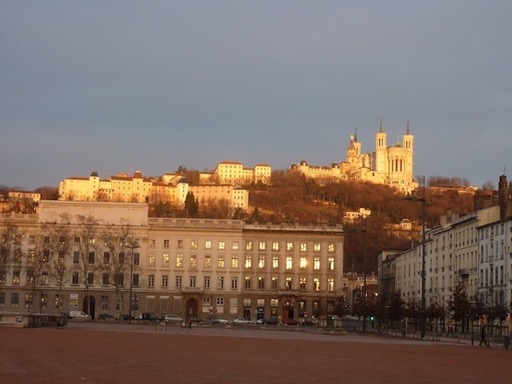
[374,118,387,173]
[402,119,414,180]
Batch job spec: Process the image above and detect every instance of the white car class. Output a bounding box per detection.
[233,318,252,324]
[69,310,90,319]
[163,314,184,323]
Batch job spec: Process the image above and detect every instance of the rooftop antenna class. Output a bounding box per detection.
[379,117,383,132]
[406,118,410,135]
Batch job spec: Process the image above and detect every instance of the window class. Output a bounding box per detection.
[191,240,198,249]
[217,276,224,289]
[133,253,140,266]
[42,250,50,263]
[147,254,156,267]
[190,276,196,288]
[25,293,33,307]
[245,241,253,250]
[163,239,170,248]
[245,256,252,268]
[176,253,183,267]
[258,255,265,269]
[258,277,264,289]
[12,270,20,285]
[231,278,238,289]
[216,297,224,306]
[204,276,210,289]
[218,255,225,268]
[271,277,278,289]
[232,242,239,250]
[162,275,168,288]
[328,243,335,253]
[73,251,80,264]
[272,241,279,251]
[133,274,139,286]
[205,240,212,249]
[0,292,4,307]
[102,273,109,286]
[103,252,110,264]
[286,256,293,270]
[28,249,35,262]
[177,240,183,249]
[286,242,293,251]
[101,295,108,310]
[218,241,226,250]
[27,269,34,284]
[204,255,211,268]
[148,274,155,287]
[314,257,320,270]
[116,273,124,286]
[74,236,80,245]
[42,271,49,285]
[119,252,125,265]
[245,277,251,289]
[149,239,156,247]
[300,277,306,290]
[54,294,62,309]
[87,252,94,264]
[285,277,292,290]
[314,278,320,291]
[259,241,266,251]
[190,255,197,268]
[162,253,170,266]
[272,256,279,269]
[314,243,321,252]
[327,278,334,292]
[28,235,35,244]
[72,272,79,285]
[300,257,307,269]
[300,243,307,252]
[231,255,239,268]
[328,257,335,271]
[11,292,19,307]
[175,275,182,288]
[86,272,94,285]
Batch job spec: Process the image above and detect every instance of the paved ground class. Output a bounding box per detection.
[0,321,510,383]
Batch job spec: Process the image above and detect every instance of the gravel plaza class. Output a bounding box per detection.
[1,321,511,383]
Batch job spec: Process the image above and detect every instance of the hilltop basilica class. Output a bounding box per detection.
[290,121,418,194]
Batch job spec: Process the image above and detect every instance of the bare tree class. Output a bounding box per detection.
[99,223,139,319]
[0,220,22,292]
[42,214,73,310]
[25,231,49,312]
[75,215,100,316]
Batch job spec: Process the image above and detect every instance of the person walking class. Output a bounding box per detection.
[479,315,487,347]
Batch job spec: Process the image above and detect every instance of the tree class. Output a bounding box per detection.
[42,214,73,310]
[334,295,349,318]
[99,223,139,319]
[388,291,405,322]
[184,192,199,217]
[25,231,49,312]
[447,280,470,322]
[0,220,22,292]
[75,215,100,316]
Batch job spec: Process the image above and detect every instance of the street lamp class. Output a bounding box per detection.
[405,176,427,340]
[126,237,140,324]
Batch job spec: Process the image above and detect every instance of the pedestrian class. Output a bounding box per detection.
[479,316,486,347]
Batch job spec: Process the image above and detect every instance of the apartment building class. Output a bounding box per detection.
[0,200,343,323]
[379,176,512,317]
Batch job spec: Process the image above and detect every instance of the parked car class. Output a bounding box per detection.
[283,319,299,325]
[139,312,159,321]
[211,317,229,324]
[98,313,116,321]
[121,314,136,321]
[233,317,252,324]
[162,314,184,323]
[69,310,90,320]
[257,318,279,325]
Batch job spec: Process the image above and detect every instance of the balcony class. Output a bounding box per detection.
[181,287,204,293]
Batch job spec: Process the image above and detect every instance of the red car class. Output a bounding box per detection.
[283,319,299,325]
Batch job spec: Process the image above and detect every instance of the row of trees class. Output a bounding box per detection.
[0,215,140,317]
[332,281,509,333]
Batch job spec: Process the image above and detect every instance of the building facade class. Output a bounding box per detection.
[379,177,512,318]
[290,122,417,194]
[0,201,343,323]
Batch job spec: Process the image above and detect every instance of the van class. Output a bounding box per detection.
[69,310,90,319]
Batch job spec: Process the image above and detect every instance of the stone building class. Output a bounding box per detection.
[290,121,417,194]
[0,200,343,324]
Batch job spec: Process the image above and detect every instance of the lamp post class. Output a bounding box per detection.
[126,237,140,324]
[406,177,427,340]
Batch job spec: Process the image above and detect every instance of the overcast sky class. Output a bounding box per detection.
[1,1,511,190]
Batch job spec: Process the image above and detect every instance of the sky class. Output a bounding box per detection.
[1,1,511,190]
